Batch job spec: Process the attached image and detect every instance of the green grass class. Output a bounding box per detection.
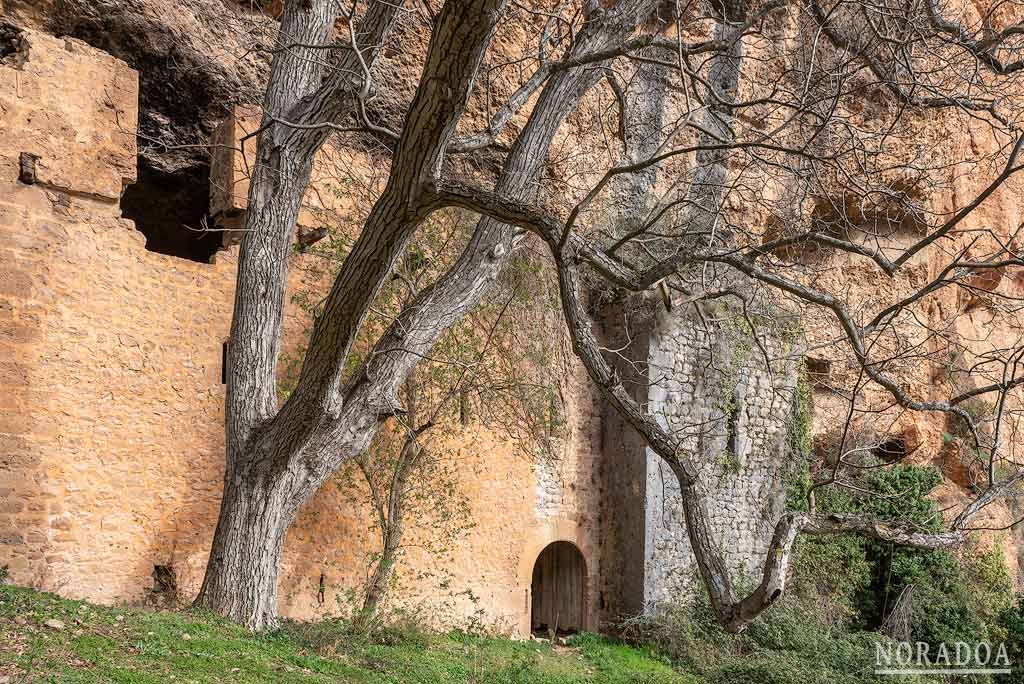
[0,586,698,683]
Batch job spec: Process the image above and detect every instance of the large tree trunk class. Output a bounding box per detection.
[196,0,504,630]
[196,465,298,630]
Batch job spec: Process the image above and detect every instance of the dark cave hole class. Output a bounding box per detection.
[0,23,28,69]
[121,160,222,263]
[875,437,907,463]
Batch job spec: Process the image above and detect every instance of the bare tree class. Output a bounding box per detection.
[349,366,465,624]
[195,0,1024,633]
[433,0,1024,631]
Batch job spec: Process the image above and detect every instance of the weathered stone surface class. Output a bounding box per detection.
[642,304,800,606]
[0,29,137,199]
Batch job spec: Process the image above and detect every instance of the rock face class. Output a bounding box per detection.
[1,0,1023,636]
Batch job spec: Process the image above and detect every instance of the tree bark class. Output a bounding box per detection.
[196,464,302,630]
[197,0,504,629]
[198,4,665,633]
[361,533,399,619]
[313,0,667,481]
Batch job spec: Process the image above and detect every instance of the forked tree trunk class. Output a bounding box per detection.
[195,0,504,630]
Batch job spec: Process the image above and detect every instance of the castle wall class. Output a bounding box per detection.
[642,305,799,605]
[596,295,800,611]
[0,27,604,636]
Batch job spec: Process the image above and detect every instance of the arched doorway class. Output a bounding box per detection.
[531,541,586,635]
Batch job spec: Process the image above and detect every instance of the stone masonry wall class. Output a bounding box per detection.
[0,26,604,637]
[642,303,799,608]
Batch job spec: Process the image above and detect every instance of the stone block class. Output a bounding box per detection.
[209,105,358,235]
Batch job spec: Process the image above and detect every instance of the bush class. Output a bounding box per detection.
[625,463,1016,683]
[792,464,1013,647]
[627,587,928,684]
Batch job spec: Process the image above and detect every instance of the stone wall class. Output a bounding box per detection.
[596,295,800,611]
[643,303,799,606]
[598,290,802,610]
[0,26,604,637]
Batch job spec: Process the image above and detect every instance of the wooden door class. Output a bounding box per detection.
[531,541,585,634]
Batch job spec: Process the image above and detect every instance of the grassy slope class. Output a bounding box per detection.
[0,586,699,683]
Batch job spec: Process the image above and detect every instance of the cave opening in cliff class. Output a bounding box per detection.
[121,160,222,263]
[1,23,28,69]
[875,437,908,463]
[531,541,586,636]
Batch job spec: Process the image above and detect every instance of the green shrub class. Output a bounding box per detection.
[627,463,1016,683]
[627,588,917,684]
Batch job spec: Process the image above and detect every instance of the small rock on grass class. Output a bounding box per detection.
[181,633,192,641]
[43,618,65,630]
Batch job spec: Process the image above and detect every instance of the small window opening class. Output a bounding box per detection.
[18,152,38,185]
[725,387,741,460]
[121,160,221,263]
[221,340,229,385]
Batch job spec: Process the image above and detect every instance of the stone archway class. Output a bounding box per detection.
[530,541,586,635]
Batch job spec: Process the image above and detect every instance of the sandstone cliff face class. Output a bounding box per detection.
[1,0,1023,634]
